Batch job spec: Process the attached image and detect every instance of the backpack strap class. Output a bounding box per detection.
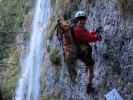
[70,26,81,56]
[55,23,65,56]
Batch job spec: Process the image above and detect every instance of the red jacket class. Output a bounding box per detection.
[74,26,101,44]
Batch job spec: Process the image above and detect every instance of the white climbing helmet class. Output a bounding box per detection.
[75,11,87,18]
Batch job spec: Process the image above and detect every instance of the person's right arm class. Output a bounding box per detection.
[74,27,102,44]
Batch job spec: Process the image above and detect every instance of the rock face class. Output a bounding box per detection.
[43,0,133,100]
[0,0,132,100]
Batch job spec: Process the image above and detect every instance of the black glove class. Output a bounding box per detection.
[96,26,103,34]
[97,34,102,41]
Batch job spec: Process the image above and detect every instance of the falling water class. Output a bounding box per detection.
[15,0,50,100]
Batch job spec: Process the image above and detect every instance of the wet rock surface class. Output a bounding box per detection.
[44,0,133,100]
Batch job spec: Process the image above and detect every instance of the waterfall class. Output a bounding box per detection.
[15,0,51,100]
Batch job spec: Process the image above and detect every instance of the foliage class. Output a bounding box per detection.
[117,0,128,15]
[41,95,61,100]
[0,0,32,60]
[49,47,61,66]
[47,16,57,39]
[0,0,32,31]
[2,74,18,100]
[0,2,32,99]
[1,47,20,100]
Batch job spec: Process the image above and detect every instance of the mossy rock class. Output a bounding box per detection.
[117,0,128,15]
[49,47,61,66]
[0,0,32,100]
[41,95,62,100]
[47,16,58,40]
[1,47,20,100]
[2,68,19,100]
[2,75,18,100]
[0,0,32,66]
[0,0,32,31]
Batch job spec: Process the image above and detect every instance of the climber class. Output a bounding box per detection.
[56,11,102,94]
[73,11,102,94]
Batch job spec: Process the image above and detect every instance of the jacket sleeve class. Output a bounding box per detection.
[74,28,99,44]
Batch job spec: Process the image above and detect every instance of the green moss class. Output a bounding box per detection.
[49,47,61,66]
[117,0,128,15]
[47,16,57,40]
[127,82,133,93]
[0,0,32,64]
[0,0,32,99]
[24,32,31,41]
[0,0,32,32]
[2,74,18,100]
[41,95,62,100]
[97,81,109,94]
[51,0,79,18]
[1,48,20,100]
[2,74,19,100]
[55,0,68,11]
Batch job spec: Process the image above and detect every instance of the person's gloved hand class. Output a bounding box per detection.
[96,26,103,34]
[97,34,102,41]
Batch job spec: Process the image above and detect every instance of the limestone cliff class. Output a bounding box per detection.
[0,0,132,100]
[43,0,133,100]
